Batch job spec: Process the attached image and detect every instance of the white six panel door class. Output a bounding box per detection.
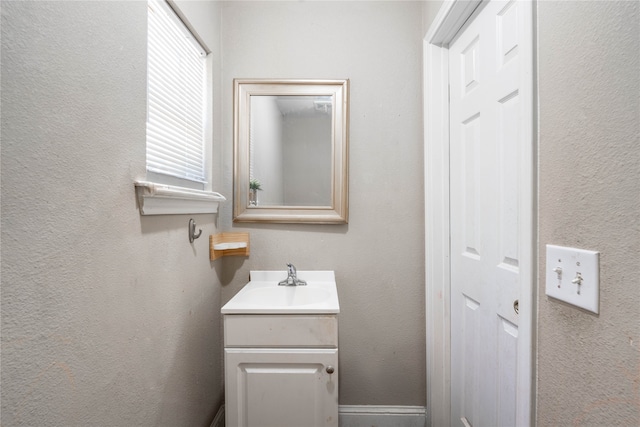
[449,1,532,425]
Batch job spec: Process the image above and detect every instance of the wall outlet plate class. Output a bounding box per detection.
[545,244,600,313]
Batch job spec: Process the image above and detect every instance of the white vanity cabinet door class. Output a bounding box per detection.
[225,348,338,427]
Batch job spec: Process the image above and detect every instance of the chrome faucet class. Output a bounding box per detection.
[278,263,307,286]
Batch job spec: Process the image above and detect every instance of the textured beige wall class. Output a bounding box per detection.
[219,1,426,405]
[422,0,444,37]
[537,1,640,425]
[1,1,225,425]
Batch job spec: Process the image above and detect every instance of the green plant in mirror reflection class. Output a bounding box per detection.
[249,179,262,191]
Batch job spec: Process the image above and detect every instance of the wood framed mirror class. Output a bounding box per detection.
[233,79,349,224]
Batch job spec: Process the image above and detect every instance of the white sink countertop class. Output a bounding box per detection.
[221,270,340,314]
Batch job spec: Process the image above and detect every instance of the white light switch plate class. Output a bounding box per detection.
[546,244,600,313]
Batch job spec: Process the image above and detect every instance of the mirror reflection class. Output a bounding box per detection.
[233,79,349,224]
[250,95,332,207]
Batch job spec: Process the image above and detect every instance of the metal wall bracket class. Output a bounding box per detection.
[188,218,203,243]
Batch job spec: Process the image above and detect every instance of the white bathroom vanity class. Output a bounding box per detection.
[221,271,340,427]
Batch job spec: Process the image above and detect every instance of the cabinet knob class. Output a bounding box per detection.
[326,366,335,374]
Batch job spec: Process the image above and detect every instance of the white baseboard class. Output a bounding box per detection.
[212,404,426,427]
[339,405,426,427]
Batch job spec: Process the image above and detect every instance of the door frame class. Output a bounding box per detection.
[423,1,537,426]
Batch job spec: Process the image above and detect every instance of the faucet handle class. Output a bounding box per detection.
[287,263,296,276]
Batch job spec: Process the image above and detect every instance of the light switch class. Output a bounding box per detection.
[545,244,600,313]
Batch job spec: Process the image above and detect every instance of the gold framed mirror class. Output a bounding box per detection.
[233,79,349,224]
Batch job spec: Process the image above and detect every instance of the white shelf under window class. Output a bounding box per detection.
[134,181,226,215]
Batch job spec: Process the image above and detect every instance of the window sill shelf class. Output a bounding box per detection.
[134,181,226,215]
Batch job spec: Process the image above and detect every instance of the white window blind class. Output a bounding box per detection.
[147,0,207,184]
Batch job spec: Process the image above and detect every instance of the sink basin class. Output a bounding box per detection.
[242,287,331,307]
[221,270,340,314]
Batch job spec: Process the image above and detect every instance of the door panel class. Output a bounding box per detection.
[225,348,338,427]
[450,1,531,425]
